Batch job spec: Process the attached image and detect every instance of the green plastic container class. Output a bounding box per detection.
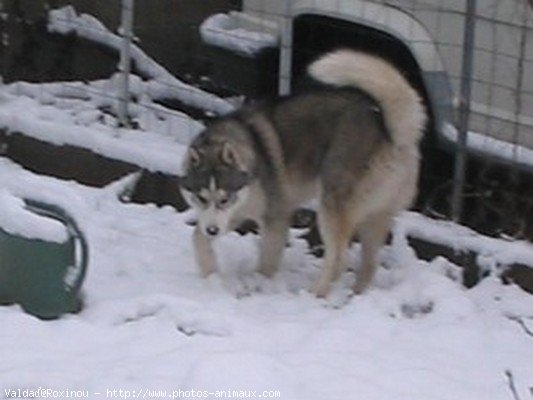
[0,199,88,319]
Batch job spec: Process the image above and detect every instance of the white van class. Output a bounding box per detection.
[200,0,533,167]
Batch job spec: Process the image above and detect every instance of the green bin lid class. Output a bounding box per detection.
[0,197,88,319]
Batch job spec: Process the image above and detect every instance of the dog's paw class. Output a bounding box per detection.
[325,289,355,309]
[204,274,225,291]
[200,268,217,279]
[313,279,355,308]
[352,276,372,296]
[256,264,278,279]
[311,280,331,299]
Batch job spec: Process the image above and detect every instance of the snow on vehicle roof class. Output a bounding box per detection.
[200,12,279,57]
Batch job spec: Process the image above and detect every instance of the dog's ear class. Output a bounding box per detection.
[221,141,242,168]
[184,147,201,169]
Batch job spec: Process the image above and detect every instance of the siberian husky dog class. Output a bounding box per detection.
[179,50,426,297]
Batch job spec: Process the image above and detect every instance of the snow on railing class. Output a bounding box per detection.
[47,5,234,116]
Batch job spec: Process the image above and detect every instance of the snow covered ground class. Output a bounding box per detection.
[1,154,533,400]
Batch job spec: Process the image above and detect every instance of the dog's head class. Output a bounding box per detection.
[179,122,255,238]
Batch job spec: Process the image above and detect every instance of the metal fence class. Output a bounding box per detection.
[0,0,532,239]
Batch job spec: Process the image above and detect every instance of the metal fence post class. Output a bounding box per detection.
[117,0,134,128]
[278,1,293,96]
[0,0,6,86]
[451,0,477,223]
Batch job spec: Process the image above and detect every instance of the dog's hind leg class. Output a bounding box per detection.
[257,215,290,278]
[193,225,218,277]
[353,211,392,294]
[313,205,354,298]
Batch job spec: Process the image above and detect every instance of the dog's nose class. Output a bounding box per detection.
[205,225,219,237]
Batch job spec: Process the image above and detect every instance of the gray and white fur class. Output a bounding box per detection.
[179,50,426,297]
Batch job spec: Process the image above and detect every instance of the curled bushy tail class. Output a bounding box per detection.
[308,50,426,147]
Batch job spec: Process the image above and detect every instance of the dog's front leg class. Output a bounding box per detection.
[257,217,289,278]
[193,225,218,277]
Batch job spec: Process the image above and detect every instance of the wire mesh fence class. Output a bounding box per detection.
[0,0,532,239]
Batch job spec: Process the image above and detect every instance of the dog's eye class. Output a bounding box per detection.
[216,194,234,209]
[195,194,208,206]
[219,198,229,206]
